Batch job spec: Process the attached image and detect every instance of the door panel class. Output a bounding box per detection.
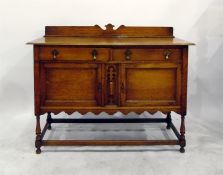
[121,63,181,106]
[40,63,102,107]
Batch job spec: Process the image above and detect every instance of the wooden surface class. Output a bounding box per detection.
[42,140,179,146]
[28,24,194,46]
[44,24,174,38]
[28,37,194,46]
[121,63,180,107]
[30,25,193,117]
[39,46,109,61]
[40,106,181,115]
[29,24,193,153]
[42,63,102,107]
[112,48,181,61]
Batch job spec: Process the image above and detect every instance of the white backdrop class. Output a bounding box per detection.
[0,0,223,175]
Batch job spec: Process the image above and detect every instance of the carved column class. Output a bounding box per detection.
[106,65,117,105]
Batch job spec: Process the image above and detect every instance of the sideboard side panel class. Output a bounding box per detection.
[34,45,40,116]
[181,46,188,116]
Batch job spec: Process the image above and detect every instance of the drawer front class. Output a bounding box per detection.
[112,48,181,61]
[39,46,109,61]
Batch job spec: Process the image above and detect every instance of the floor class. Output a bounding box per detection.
[0,108,223,175]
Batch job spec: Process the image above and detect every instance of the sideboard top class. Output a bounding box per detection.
[27,24,194,46]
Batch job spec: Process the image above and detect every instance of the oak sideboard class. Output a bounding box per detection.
[28,24,194,154]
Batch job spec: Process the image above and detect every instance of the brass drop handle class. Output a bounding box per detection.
[51,49,59,60]
[125,49,132,60]
[164,50,171,60]
[92,49,98,61]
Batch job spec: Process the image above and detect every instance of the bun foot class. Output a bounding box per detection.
[179,147,185,153]
[36,148,41,154]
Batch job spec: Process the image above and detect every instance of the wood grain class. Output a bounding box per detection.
[112,48,181,61]
[42,140,179,146]
[28,37,194,46]
[29,25,193,153]
[39,46,109,61]
[44,24,174,38]
[42,63,102,107]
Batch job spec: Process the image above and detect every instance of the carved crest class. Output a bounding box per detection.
[105,23,114,31]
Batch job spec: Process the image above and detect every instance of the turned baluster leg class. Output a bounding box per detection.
[35,116,42,154]
[179,115,186,153]
[166,112,171,129]
[47,112,52,130]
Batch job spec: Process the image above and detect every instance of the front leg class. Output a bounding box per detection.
[179,115,186,153]
[35,116,42,154]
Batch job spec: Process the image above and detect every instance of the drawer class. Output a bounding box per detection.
[112,48,182,61]
[38,46,109,61]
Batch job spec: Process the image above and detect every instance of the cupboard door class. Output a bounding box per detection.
[40,63,102,107]
[120,63,181,106]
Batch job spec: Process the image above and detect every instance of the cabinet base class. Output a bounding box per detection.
[36,115,185,154]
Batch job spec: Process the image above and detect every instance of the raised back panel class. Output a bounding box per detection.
[45,24,174,38]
